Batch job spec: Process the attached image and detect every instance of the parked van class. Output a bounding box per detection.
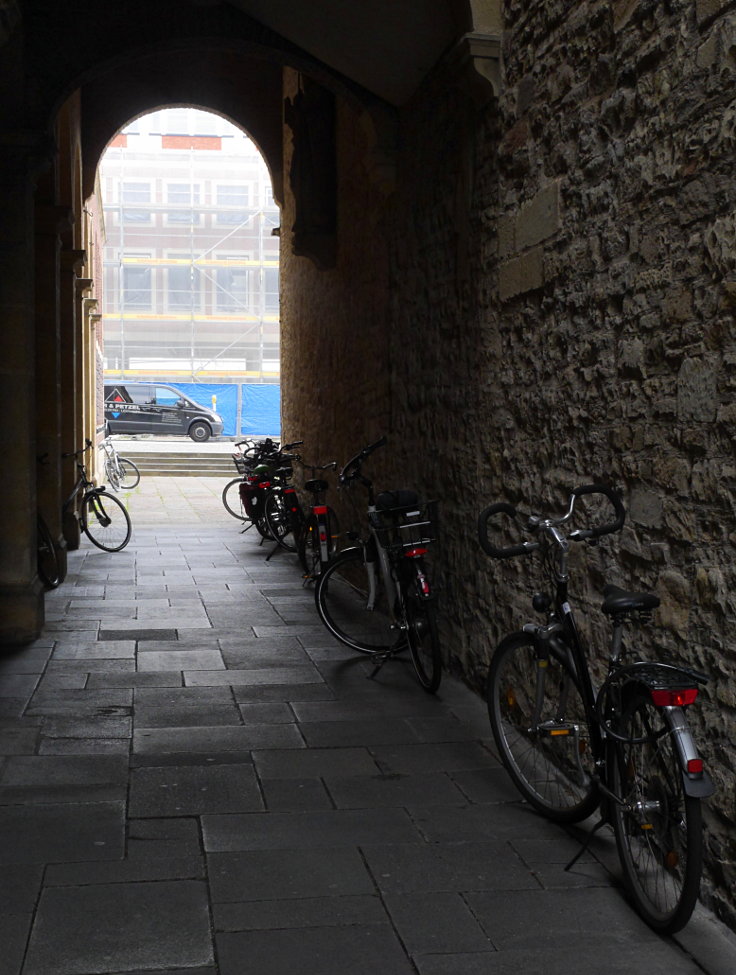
[104,383,224,442]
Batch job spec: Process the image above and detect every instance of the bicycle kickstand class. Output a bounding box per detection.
[564,815,607,872]
[368,651,392,680]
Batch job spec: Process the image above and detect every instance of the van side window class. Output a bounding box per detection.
[129,385,155,405]
[154,386,180,406]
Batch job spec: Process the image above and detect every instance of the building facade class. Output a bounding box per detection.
[100,108,280,386]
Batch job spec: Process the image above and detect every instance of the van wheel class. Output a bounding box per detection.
[189,422,211,443]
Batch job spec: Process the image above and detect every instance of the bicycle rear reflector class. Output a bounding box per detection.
[650,688,699,707]
[687,759,704,775]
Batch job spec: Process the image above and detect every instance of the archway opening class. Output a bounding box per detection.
[98,107,281,440]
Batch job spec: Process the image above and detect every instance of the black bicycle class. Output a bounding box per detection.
[478,484,714,933]
[314,437,442,692]
[63,439,132,552]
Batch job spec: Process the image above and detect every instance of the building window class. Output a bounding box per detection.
[122,181,151,223]
[216,185,250,225]
[166,183,201,224]
[122,261,152,310]
[264,268,279,313]
[167,262,200,311]
[215,260,250,313]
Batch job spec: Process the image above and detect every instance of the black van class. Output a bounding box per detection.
[104,383,224,442]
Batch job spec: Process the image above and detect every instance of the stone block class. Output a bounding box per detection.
[677,356,718,422]
[516,182,561,250]
[498,246,544,301]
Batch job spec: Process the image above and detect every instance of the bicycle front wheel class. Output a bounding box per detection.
[610,691,702,933]
[487,633,598,822]
[117,458,140,489]
[404,561,441,692]
[315,547,404,655]
[82,490,132,552]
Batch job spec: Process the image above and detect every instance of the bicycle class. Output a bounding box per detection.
[62,439,132,552]
[294,459,340,579]
[37,511,62,589]
[221,438,281,521]
[100,437,140,491]
[478,484,714,933]
[314,437,442,693]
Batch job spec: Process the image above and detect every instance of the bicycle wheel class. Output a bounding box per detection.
[222,478,248,520]
[37,513,61,589]
[117,458,140,489]
[297,508,340,577]
[82,490,132,552]
[487,632,598,822]
[264,490,298,552]
[315,547,404,655]
[404,562,441,693]
[610,691,702,933]
[105,458,121,492]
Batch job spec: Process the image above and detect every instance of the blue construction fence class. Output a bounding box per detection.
[175,383,280,438]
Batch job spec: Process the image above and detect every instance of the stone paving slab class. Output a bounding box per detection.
[1,476,735,975]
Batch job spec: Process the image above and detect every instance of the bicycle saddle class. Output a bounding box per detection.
[305,479,329,494]
[601,584,660,615]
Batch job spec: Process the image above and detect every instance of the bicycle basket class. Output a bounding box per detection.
[373,494,438,554]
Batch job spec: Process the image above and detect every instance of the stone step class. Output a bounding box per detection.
[114,450,238,477]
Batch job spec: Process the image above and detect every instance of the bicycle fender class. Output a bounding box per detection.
[682,769,715,799]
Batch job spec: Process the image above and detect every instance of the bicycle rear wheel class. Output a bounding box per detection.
[222,477,249,520]
[105,458,121,491]
[404,560,441,692]
[610,691,702,933]
[37,513,61,589]
[117,458,140,489]
[264,490,298,552]
[487,632,598,822]
[315,547,404,655]
[82,490,132,552]
[297,508,340,577]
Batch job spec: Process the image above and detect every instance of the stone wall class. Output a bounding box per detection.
[279,2,736,924]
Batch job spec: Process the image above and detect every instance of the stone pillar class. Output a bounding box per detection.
[60,249,85,550]
[0,144,45,644]
[35,203,74,584]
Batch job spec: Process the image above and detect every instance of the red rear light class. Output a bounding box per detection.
[403,546,427,558]
[314,505,328,515]
[687,759,703,774]
[650,688,699,707]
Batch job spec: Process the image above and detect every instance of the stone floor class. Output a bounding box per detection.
[2,476,735,975]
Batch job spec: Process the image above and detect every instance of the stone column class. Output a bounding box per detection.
[0,143,45,644]
[59,249,85,550]
[35,203,74,584]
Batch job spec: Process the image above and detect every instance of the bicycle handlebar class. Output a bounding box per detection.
[478,484,626,559]
[339,436,387,484]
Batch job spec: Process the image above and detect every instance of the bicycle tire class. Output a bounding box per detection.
[82,490,132,552]
[315,547,405,655]
[37,513,61,589]
[264,490,298,552]
[404,561,441,692]
[487,632,598,823]
[297,508,340,577]
[610,690,703,933]
[105,458,121,492]
[117,458,140,489]
[222,477,248,520]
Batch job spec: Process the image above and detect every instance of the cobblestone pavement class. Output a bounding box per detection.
[2,476,735,975]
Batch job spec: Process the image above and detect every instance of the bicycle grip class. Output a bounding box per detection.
[570,483,626,538]
[478,503,535,559]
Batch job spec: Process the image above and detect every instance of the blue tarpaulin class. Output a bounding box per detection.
[241,384,281,437]
[173,383,280,437]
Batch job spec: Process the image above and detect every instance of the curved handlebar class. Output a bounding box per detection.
[478,484,626,559]
[339,436,387,484]
[478,503,539,559]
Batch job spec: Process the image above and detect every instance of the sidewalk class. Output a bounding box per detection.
[2,476,735,975]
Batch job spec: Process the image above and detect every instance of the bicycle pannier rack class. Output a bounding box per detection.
[373,494,438,554]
